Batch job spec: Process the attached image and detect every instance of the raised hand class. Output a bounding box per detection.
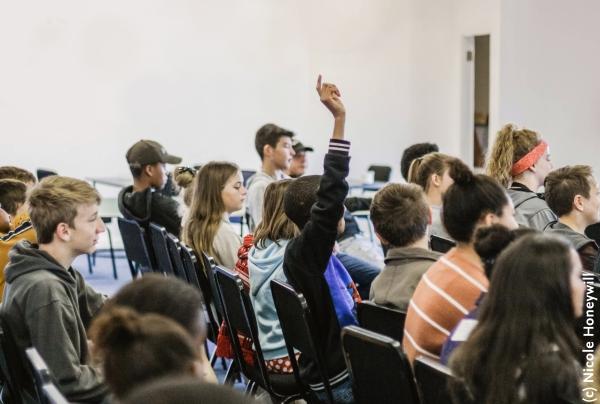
[316,75,345,119]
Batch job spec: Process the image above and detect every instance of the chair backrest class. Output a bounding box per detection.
[42,383,69,404]
[25,348,53,404]
[180,246,220,342]
[413,356,454,404]
[200,252,225,322]
[0,315,38,403]
[149,223,176,275]
[242,170,257,187]
[357,301,406,343]
[165,234,189,282]
[270,279,333,401]
[367,165,392,182]
[214,267,269,388]
[341,325,420,404]
[117,217,154,274]
[430,234,456,253]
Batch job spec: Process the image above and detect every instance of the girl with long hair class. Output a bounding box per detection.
[449,234,584,403]
[486,123,557,230]
[182,161,246,269]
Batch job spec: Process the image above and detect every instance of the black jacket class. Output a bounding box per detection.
[118,185,182,236]
[283,140,351,390]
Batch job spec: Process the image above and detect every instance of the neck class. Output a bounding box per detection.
[39,243,75,270]
[261,160,279,178]
[132,177,152,193]
[426,189,443,207]
[408,235,430,250]
[453,242,482,266]
[512,173,539,192]
[559,214,587,234]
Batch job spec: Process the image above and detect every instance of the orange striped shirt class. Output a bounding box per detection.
[402,248,488,364]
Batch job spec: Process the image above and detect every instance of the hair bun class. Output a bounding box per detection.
[91,307,142,353]
[474,224,515,263]
[447,159,474,186]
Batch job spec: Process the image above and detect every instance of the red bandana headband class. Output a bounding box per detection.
[511,140,548,176]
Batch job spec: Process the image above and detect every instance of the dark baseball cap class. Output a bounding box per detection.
[292,140,314,153]
[126,140,182,165]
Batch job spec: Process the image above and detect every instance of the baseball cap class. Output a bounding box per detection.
[292,140,314,154]
[126,140,182,165]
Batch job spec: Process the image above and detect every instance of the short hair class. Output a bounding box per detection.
[400,142,439,181]
[0,179,27,216]
[0,166,36,184]
[283,175,324,229]
[28,176,101,244]
[370,183,429,247]
[545,165,594,217]
[122,376,256,404]
[254,123,294,160]
[89,307,198,399]
[106,275,206,338]
[442,159,510,242]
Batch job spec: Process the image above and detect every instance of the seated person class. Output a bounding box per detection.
[122,376,257,404]
[400,142,439,181]
[118,139,182,236]
[182,162,246,269]
[0,165,37,233]
[449,234,583,403]
[408,152,457,239]
[282,76,358,403]
[2,176,107,402]
[440,225,535,364]
[286,139,313,178]
[90,306,207,400]
[369,183,442,311]
[246,123,295,231]
[545,165,600,273]
[402,160,518,364]
[487,124,557,230]
[0,179,37,298]
[101,275,217,384]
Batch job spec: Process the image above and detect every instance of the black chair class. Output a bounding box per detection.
[341,325,420,404]
[430,234,456,253]
[413,356,454,404]
[270,279,335,404]
[214,267,303,402]
[367,165,392,182]
[165,234,189,282]
[241,170,257,187]
[118,217,154,277]
[200,252,226,324]
[0,315,39,403]
[88,216,119,279]
[42,383,69,404]
[25,347,53,404]
[149,223,176,276]
[180,246,221,343]
[357,301,406,343]
[36,168,58,181]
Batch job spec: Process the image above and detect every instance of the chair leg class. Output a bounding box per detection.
[106,226,118,279]
[87,254,93,274]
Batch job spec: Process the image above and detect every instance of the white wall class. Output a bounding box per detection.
[0,0,416,182]
[498,0,600,175]
[3,0,595,186]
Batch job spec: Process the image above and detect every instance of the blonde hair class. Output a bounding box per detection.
[486,123,542,188]
[182,162,238,264]
[173,166,197,207]
[28,176,101,244]
[407,152,453,192]
[254,180,299,248]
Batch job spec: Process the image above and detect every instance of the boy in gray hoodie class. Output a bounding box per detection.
[3,176,108,403]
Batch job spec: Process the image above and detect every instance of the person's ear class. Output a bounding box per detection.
[263,144,273,159]
[481,212,496,226]
[573,194,585,212]
[55,222,71,242]
[143,164,154,178]
[431,173,442,188]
